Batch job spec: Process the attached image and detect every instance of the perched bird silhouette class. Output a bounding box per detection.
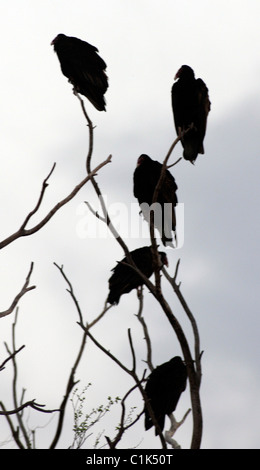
[107,246,168,305]
[133,154,178,247]
[51,33,108,111]
[171,65,210,163]
[144,356,187,435]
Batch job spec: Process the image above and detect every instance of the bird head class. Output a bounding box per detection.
[174,65,194,80]
[136,154,151,167]
[51,33,66,46]
[159,252,168,268]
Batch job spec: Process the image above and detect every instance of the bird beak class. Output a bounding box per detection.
[174,68,181,80]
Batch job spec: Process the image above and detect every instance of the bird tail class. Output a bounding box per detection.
[161,236,175,248]
[182,128,203,162]
[161,230,177,248]
[107,292,119,305]
[83,90,106,111]
[144,414,153,431]
[145,413,165,436]
[183,144,198,163]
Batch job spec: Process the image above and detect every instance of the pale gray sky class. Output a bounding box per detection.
[0,0,260,449]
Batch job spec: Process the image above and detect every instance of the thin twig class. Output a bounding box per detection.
[85,201,106,222]
[86,303,113,329]
[0,263,36,318]
[53,263,84,325]
[136,287,154,371]
[0,345,25,371]
[0,401,59,416]
[20,163,56,229]
[128,329,136,373]
[162,261,202,386]
[105,376,146,449]
[54,262,113,329]
[4,309,32,448]
[167,157,183,169]
[0,402,25,449]
[50,326,88,449]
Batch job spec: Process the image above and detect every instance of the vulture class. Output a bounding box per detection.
[107,246,168,305]
[171,65,211,163]
[51,33,108,111]
[144,356,187,435]
[133,154,178,247]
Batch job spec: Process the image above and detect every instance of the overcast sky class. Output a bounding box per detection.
[0,0,260,450]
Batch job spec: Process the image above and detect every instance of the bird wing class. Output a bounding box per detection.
[196,78,211,116]
[109,262,141,296]
[144,358,187,433]
[134,160,178,244]
[195,78,211,150]
[54,35,108,110]
[73,37,108,90]
[155,165,178,235]
[108,247,153,303]
[157,168,178,205]
[171,80,197,132]
[133,162,158,204]
[171,81,183,133]
[144,363,170,432]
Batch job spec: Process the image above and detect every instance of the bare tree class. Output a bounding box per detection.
[0,91,203,450]
[73,94,203,449]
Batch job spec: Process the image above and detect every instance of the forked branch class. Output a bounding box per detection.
[0,263,35,319]
[0,156,111,250]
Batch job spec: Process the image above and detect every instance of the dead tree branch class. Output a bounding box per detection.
[105,377,146,449]
[85,327,168,449]
[53,262,113,330]
[2,301,85,449]
[49,324,88,449]
[162,260,202,387]
[136,287,154,371]
[0,401,25,449]
[55,259,168,448]
[5,309,32,448]
[85,195,202,446]
[0,263,36,319]
[75,96,202,449]
[165,409,192,449]
[0,400,58,416]
[2,309,57,448]
[0,156,111,250]
[135,286,191,448]
[0,345,25,371]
